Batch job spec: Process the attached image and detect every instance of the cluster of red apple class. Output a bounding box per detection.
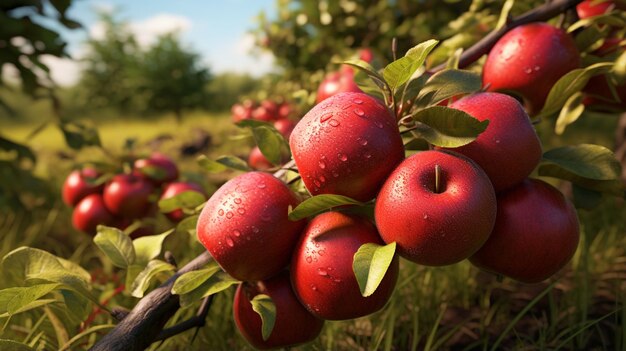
[193,17,606,348]
[63,153,206,237]
[315,48,373,104]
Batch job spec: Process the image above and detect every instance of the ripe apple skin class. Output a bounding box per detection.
[442,92,542,192]
[233,271,324,349]
[576,0,620,18]
[160,181,206,222]
[290,211,399,320]
[72,194,116,235]
[470,178,580,284]
[103,173,155,219]
[232,103,253,123]
[483,23,580,114]
[196,172,305,281]
[248,146,274,171]
[290,92,404,202]
[375,150,497,266]
[273,118,296,139]
[252,106,275,122]
[316,71,362,103]
[62,168,104,206]
[134,153,179,185]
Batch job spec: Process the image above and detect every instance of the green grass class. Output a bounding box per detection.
[1,110,625,350]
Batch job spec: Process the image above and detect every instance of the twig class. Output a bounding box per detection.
[155,295,214,341]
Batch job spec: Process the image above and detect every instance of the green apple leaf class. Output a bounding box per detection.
[94,226,136,268]
[252,126,290,166]
[58,121,101,150]
[176,214,199,236]
[197,155,250,173]
[137,165,168,181]
[403,137,430,151]
[0,340,35,351]
[342,59,388,91]
[572,184,603,210]
[537,62,613,119]
[417,69,481,106]
[171,265,222,296]
[62,290,91,323]
[177,270,239,307]
[158,191,206,213]
[383,40,438,92]
[0,284,59,316]
[236,119,274,129]
[353,242,397,297]
[555,92,585,135]
[250,294,276,341]
[411,106,489,148]
[288,194,365,221]
[130,260,176,298]
[133,230,173,265]
[574,25,608,53]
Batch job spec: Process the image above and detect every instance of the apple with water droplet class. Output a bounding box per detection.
[290,211,399,320]
[62,167,104,206]
[233,271,324,349]
[290,92,404,202]
[470,178,580,283]
[72,193,116,235]
[196,172,305,281]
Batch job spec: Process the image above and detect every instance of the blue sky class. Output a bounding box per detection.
[46,0,277,85]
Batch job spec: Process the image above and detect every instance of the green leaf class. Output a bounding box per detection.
[125,264,144,296]
[572,184,603,210]
[1,247,89,287]
[353,242,396,297]
[0,284,60,315]
[138,165,168,181]
[250,294,276,341]
[411,106,489,147]
[252,126,290,165]
[537,63,613,118]
[0,339,34,351]
[61,290,90,323]
[197,155,250,173]
[417,69,482,106]
[133,230,173,265]
[171,265,222,295]
[177,270,239,307]
[342,59,388,91]
[0,136,36,163]
[158,191,206,213]
[94,226,136,268]
[130,260,176,298]
[542,144,621,181]
[59,121,101,150]
[176,214,199,236]
[383,40,438,91]
[495,0,515,29]
[236,119,274,129]
[555,92,585,135]
[288,194,365,221]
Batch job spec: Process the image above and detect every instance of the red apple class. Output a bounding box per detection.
[261,100,278,119]
[290,92,404,202]
[248,146,274,171]
[375,150,497,266]
[196,172,305,281]
[273,118,296,139]
[233,271,324,349]
[277,103,294,120]
[442,92,542,192]
[316,70,362,103]
[134,153,179,185]
[483,23,580,114]
[470,178,580,284]
[576,0,619,18]
[103,173,155,219]
[72,194,116,235]
[160,181,206,222]
[232,103,253,123]
[358,48,374,63]
[583,74,626,111]
[252,106,275,122]
[62,168,104,206]
[291,211,399,320]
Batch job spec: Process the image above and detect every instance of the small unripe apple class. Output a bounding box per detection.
[160,181,206,222]
[72,194,116,235]
[248,146,274,171]
[442,92,542,192]
[196,172,305,281]
[375,150,497,266]
[290,92,404,202]
[62,168,104,206]
[483,23,580,114]
[233,271,324,349]
[273,119,296,139]
[290,211,399,320]
[134,153,179,185]
[316,71,362,103]
[103,173,155,219]
[470,178,580,284]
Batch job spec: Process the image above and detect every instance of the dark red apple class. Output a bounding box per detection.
[375,150,497,266]
[233,271,324,349]
[134,153,179,185]
[248,146,274,171]
[290,211,399,320]
[470,178,580,284]
[103,173,155,219]
[483,23,580,114]
[160,181,206,222]
[196,172,305,281]
[576,0,620,18]
[316,70,362,103]
[273,118,296,139]
[583,73,626,111]
[72,194,116,235]
[62,168,104,206]
[358,48,374,63]
[261,100,278,119]
[290,92,404,202]
[442,92,542,192]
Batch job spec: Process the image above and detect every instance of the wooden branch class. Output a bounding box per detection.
[433,0,584,72]
[90,1,586,350]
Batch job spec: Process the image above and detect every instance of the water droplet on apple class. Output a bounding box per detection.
[318,160,326,169]
[333,278,342,283]
[226,237,234,247]
[233,229,241,237]
[226,212,234,219]
[319,175,326,183]
[257,183,266,189]
[320,113,333,122]
[338,153,348,162]
[310,284,318,291]
[423,214,428,219]
[534,65,540,71]
[313,179,321,187]
[318,249,325,256]
[329,119,340,127]
[358,138,368,146]
[237,208,245,215]
[252,226,259,233]
[524,67,533,74]
[353,98,364,105]
[332,172,339,178]
[374,121,384,128]
[234,198,242,204]
[354,108,365,117]
[364,152,372,159]
[218,209,224,216]
[317,268,328,276]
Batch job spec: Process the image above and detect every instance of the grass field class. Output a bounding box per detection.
[2,110,625,350]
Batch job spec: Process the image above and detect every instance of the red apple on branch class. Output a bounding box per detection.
[160,181,206,222]
[62,168,104,206]
[103,173,155,219]
[72,194,116,235]
[134,153,179,186]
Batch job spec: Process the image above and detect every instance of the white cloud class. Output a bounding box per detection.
[129,14,192,47]
[210,33,276,77]
[40,55,83,87]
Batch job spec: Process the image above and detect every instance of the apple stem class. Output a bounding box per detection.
[391,37,398,61]
[434,164,441,194]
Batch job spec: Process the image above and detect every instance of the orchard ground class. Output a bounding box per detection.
[3,110,625,350]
